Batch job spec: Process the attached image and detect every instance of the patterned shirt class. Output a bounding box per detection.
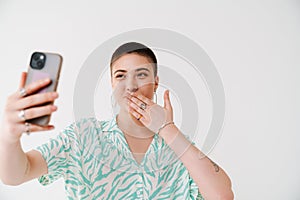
[35,117,204,199]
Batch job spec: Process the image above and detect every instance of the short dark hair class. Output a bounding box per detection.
[110,42,157,77]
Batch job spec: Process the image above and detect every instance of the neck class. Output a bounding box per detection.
[116,110,154,139]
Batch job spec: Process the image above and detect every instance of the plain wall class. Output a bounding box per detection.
[0,0,299,199]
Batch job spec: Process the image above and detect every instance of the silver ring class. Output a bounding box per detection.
[140,103,147,110]
[19,88,27,97]
[24,122,30,135]
[18,110,26,121]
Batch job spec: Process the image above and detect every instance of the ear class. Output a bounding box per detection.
[154,76,159,92]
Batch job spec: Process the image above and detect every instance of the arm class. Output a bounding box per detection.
[0,139,47,185]
[128,90,234,200]
[159,125,234,200]
[0,72,58,185]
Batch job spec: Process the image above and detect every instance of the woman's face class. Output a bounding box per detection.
[111,53,159,112]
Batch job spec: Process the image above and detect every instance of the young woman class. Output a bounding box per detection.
[0,42,233,199]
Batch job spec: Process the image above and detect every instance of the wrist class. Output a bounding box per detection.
[158,123,180,143]
[158,121,174,134]
[0,130,21,148]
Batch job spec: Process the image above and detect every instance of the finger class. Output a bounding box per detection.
[131,92,153,105]
[10,104,57,123]
[128,98,146,115]
[14,78,52,99]
[12,123,55,136]
[164,90,173,110]
[22,123,55,135]
[16,92,58,110]
[19,72,27,89]
[129,106,143,120]
[22,104,57,121]
[25,78,52,96]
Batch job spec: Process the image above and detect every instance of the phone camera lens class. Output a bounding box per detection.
[33,54,40,61]
[30,52,46,69]
[37,61,43,67]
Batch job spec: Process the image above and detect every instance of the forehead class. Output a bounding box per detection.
[111,53,154,72]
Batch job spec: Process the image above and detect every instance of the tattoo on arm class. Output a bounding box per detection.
[197,150,220,172]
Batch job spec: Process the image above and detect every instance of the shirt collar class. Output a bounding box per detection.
[101,115,118,132]
[100,115,165,166]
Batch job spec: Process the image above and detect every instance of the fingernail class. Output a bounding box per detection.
[52,105,57,111]
[43,78,51,83]
[52,92,58,98]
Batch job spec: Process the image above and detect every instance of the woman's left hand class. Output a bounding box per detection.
[128,90,173,133]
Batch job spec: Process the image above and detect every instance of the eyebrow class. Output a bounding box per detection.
[113,67,150,75]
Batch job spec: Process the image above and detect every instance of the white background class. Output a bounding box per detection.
[0,0,300,199]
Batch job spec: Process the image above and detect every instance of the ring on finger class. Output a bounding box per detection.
[19,87,27,97]
[137,114,142,120]
[18,109,26,121]
[140,103,147,110]
[24,122,31,135]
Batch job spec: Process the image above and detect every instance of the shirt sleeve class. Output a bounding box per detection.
[34,122,76,186]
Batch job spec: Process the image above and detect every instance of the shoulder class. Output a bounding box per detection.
[48,117,113,152]
[58,117,112,141]
[69,117,111,131]
[71,117,117,137]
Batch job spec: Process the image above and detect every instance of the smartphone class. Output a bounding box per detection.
[24,51,63,126]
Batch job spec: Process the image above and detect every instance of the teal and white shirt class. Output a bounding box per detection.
[35,117,204,199]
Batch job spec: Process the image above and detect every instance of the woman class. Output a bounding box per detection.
[0,42,233,199]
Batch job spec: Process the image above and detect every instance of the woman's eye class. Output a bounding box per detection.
[137,73,148,78]
[115,74,125,79]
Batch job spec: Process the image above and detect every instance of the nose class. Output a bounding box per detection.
[126,77,138,93]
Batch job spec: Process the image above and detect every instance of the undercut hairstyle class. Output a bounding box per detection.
[110,42,157,77]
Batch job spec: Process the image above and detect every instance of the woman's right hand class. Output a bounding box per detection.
[0,72,59,144]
